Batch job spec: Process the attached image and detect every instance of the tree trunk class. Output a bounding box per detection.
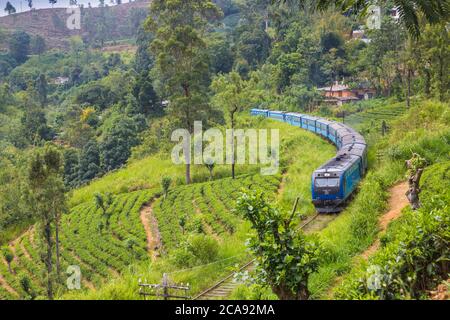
[406,168,424,210]
[44,221,54,300]
[272,284,309,300]
[232,163,235,179]
[438,54,444,102]
[406,68,412,108]
[424,68,431,97]
[7,262,12,274]
[183,84,192,185]
[186,163,191,185]
[55,215,61,278]
[231,113,235,179]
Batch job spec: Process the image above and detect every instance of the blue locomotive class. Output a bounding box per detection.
[251,109,367,213]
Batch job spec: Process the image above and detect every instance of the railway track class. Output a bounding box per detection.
[193,213,321,300]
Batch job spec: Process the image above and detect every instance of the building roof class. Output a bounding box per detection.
[323,96,360,102]
[317,84,350,92]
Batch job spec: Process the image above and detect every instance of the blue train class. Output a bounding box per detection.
[251,109,368,213]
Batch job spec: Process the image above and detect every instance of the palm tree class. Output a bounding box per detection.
[278,0,450,38]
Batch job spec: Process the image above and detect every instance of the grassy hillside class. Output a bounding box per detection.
[2,98,447,300]
[0,188,158,299]
[227,99,448,300]
[70,116,336,208]
[334,160,450,299]
[1,116,336,300]
[309,99,449,299]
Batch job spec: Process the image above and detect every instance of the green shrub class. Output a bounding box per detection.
[171,234,219,268]
[188,234,219,264]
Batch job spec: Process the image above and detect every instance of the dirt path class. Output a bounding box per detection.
[276,173,287,200]
[361,182,409,259]
[140,200,162,261]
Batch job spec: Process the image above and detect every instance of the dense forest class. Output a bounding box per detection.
[0,0,448,302]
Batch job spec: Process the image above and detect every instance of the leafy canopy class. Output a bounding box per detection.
[236,189,323,300]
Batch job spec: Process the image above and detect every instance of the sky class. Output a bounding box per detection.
[0,0,123,16]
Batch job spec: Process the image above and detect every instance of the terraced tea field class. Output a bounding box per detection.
[345,102,407,131]
[153,174,282,251]
[0,189,159,299]
[0,173,282,300]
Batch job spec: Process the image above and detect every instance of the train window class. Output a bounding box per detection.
[315,178,340,187]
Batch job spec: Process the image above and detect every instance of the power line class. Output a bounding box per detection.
[167,253,247,275]
[139,273,190,300]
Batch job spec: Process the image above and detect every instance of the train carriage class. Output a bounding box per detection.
[268,111,286,122]
[285,113,303,127]
[328,122,345,145]
[301,115,319,132]
[316,119,333,138]
[340,143,368,175]
[251,108,367,214]
[251,109,269,117]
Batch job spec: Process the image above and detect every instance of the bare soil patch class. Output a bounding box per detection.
[361,182,409,260]
[140,201,162,261]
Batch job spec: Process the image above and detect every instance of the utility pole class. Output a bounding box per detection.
[139,273,191,300]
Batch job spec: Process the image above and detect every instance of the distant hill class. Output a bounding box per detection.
[0,1,151,51]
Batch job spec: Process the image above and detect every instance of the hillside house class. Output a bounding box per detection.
[318,82,376,107]
[51,77,69,85]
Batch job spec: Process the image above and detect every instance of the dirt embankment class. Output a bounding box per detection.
[0,1,151,50]
[361,182,409,260]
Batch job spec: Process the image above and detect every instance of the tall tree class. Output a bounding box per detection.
[35,74,48,107]
[78,139,101,184]
[4,2,16,15]
[101,117,141,172]
[8,31,31,64]
[20,107,54,146]
[28,0,33,10]
[63,148,80,188]
[419,22,449,101]
[27,146,67,299]
[211,72,249,179]
[133,28,160,115]
[146,0,222,184]
[321,47,346,91]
